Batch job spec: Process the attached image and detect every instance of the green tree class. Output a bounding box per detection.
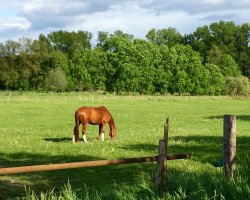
[50,51,69,75]
[28,35,53,90]
[70,47,110,91]
[69,51,91,91]
[205,64,225,95]
[146,28,182,47]
[48,30,92,59]
[16,37,38,90]
[100,34,159,94]
[207,46,241,77]
[235,23,250,77]
[97,31,109,47]
[156,45,171,94]
[119,63,139,92]
[209,21,238,57]
[87,47,110,91]
[145,28,157,44]
[0,55,19,89]
[0,40,21,89]
[112,30,134,41]
[102,35,136,93]
[182,25,212,62]
[184,20,249,77]
[133,39,158,94]
[167,45,208,95]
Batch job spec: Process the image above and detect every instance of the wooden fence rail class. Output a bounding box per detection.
[0,154,191,175]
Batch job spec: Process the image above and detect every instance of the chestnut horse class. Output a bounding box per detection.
[73,106,116,143]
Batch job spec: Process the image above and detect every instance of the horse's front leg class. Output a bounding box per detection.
[82,123,88,143]
[99,123,107,142]
[98,124,103,141]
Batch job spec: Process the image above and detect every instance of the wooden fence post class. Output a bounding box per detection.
[223,115,236,179]
[164,118,169,142]
[156,140,166,189]
[156,119,169,190]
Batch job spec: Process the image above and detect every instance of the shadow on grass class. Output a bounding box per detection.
[120,135,250,165]
[43,137,72,143]
[43,137,104,143]
[207,115,250,121]
[168,135,250,169]
[120,143,158,152]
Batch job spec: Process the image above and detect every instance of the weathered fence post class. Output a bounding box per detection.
[164,118,169,142]
[156,118,169,190]
[156,140,166,189]
[223,115,236,179]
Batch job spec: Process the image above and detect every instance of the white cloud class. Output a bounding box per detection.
[22,0,89,15]
[66,2,195,38]
[0,17,30,30]
[193,0,224,4]
[0,0,250,42]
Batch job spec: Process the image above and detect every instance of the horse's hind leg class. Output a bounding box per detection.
[82,123,88,143]
[98,124,105,141]
[72,126,77,143]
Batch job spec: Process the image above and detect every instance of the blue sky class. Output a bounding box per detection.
[1,0,250,43]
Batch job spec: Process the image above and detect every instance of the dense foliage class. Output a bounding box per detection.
[0,21,249,95]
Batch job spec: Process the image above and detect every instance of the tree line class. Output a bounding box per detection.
[0,20,249,95]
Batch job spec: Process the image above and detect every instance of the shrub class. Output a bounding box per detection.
[226,76,249,97]
[44,67,68,92]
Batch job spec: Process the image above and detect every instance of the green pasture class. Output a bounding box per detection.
[0,92,249,199]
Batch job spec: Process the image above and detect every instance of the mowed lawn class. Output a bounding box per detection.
[0,92,249,199]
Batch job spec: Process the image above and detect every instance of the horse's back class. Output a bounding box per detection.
[92,106,112,120]
[76,106,111,124]
[77,106,109,114]
[95,106,109,112]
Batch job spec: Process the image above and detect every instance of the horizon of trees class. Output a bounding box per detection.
[0,20,249,95]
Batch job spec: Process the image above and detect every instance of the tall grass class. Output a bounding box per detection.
[0,91,249,199]
[18,156,249,200]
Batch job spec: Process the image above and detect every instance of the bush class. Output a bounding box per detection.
[226,76,249,97]
[44,67,68,92]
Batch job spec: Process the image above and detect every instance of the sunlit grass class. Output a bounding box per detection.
[0,91,249,199]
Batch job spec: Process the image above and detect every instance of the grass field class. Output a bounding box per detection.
[0,92,249,199]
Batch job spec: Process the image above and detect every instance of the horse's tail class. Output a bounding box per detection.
[73,110,80,141]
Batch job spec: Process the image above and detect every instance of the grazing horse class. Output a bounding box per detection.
[73,106,116,143]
